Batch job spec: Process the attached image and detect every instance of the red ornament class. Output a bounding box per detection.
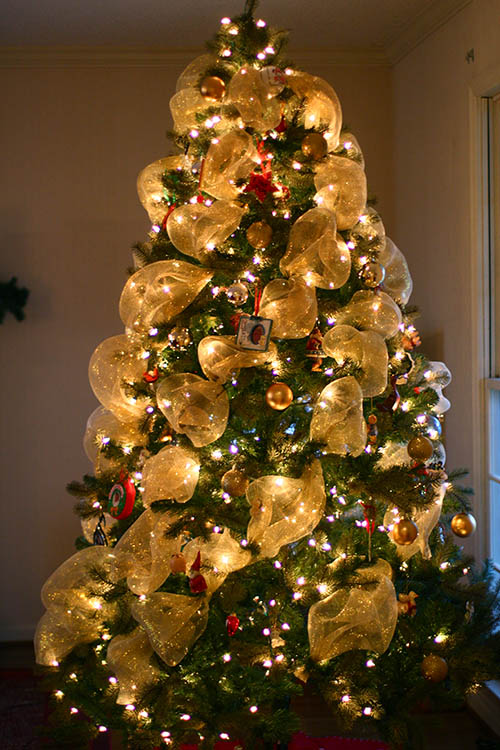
[143,367,159,383]
[275,113,287,134]
[189,551,207,594]
[243,172,278,202]
[108,473,136,520]
[226,614,240,637]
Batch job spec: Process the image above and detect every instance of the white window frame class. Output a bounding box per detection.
[470,73,500,566]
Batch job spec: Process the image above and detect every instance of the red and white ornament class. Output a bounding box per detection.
[108,473,136,520]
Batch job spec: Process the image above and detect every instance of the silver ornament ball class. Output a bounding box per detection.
[226,282,249,306]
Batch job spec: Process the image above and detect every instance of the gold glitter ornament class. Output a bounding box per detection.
[168,326,192,348]
[200,75,226,101]
[265,382,293,410]
[221,468,249,497]
[421,654,448,682]
[301,132,327,160]
[246,220,273,249]
[392,518,418,546]
[451,512,477,538]
[407,435,434,461]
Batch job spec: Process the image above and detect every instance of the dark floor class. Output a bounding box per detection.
[1,643,499,750]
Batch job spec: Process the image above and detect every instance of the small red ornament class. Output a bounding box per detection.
[226,613,240,637]
[143,367,159,383]
[275,113,287,134]
[189,551,208,594]
[108,473,136,520]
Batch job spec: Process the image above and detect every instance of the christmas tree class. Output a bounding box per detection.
[35,3,500,748]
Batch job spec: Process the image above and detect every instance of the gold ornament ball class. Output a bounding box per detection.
[265,383,293,411]
[221,468,249,497]
[421,654,448,683]
[200,75,226,101]
[301,132,327,160]
[360,261,385,288]
[392,518,418,546]
[246,221,273,249]
[169,553,187,574]
[407,435,434,461]
[451,512,477,538]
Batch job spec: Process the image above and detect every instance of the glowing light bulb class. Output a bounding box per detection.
[341,695,350,703]
[223,653,231,662]
[70,707,79,714]
[366,659,375,667]
[180,713,191,721]
[250,705,258,713]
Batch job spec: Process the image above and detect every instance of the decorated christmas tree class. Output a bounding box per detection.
[35,3,500,748]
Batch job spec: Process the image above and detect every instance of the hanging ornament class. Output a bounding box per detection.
[305,326,325,372]
[221,468,249,497]
[378,374,401,413]
[407,435,433,462]
[402,327,421,351]
[236,314,273,352]
[259,66,286,95]
[226,613,240,637]
[108,473,136,520]
[168,326,192,348]
[143,366,159,383]
[169,553,187,574]
[200,75,226,101]
[397,591,418,616]
[226,282,249,306]
[450,512,477,538]
[360,261,385,289]
[265,383,293,410]
[93,513,108,546]
[418,414,442,440]
[246,221,273,249]
[275,112,287,134]
[391,518,418,546]
[189,551,208,594]
[367,414,378,445]
[301,132,327,160]
[421,654,448,683]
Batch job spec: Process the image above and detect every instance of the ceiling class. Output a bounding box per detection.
[0,0,470,60]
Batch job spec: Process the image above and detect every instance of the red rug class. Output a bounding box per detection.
[179,734,389,749]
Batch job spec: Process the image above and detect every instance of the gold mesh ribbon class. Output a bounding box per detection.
[308,559,397,662]
[246,460,325,558]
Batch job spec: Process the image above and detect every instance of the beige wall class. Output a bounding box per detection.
[0,53,392,639]
[392,0,500,557]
